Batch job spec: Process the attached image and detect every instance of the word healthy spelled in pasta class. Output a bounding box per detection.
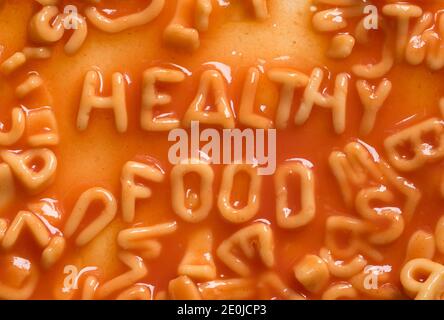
[1,0,444,301]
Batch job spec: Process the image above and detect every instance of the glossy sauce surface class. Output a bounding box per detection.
[1,0,444,300]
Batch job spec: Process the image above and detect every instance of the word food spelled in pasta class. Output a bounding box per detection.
[1,0,444,301]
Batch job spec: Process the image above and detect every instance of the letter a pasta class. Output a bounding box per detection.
[1,0,444,301]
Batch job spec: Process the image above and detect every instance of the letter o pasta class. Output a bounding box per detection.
[3,0,444,301]
[171,160,214,223]
[218,164,261,223]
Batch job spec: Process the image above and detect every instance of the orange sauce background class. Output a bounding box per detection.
[0,0,444,299]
